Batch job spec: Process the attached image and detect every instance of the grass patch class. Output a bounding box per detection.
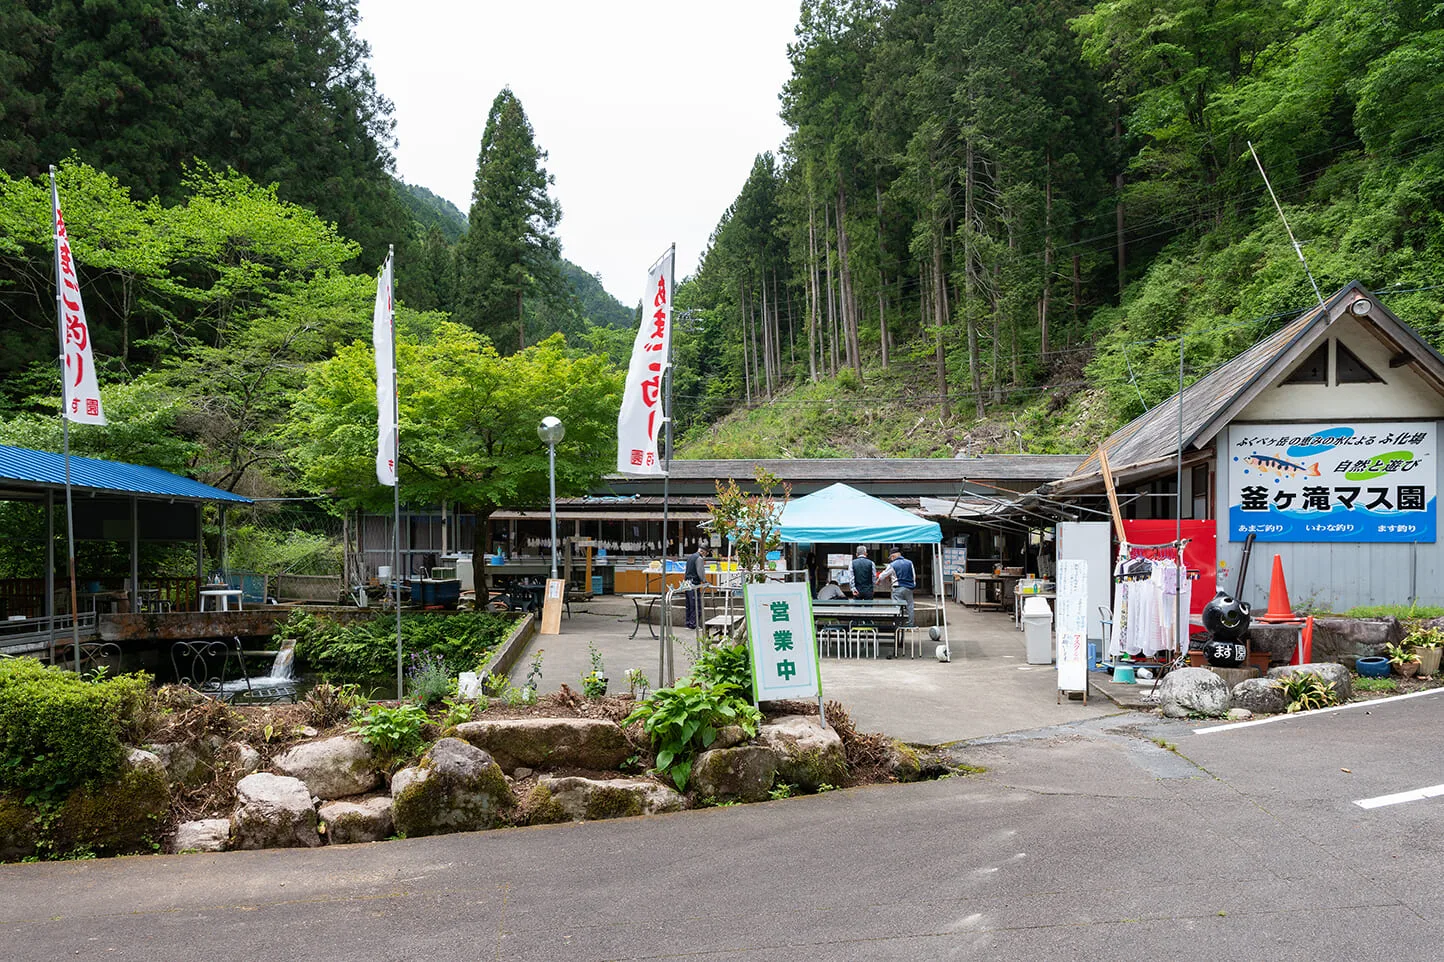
[1344,603,1444,620]
[1353,677,1399,693]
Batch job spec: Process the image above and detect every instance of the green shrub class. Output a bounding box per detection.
[1273,672,1339,713]
[284,610,513,679]
[687,642,753,702]
[1345,603,1444,620]
[0,659,151,802]
[350,703,428,762]
[406,650,451,706]
[623,682,761,791]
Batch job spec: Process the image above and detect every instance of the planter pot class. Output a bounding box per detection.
[1355,656,1391,678]
[1394,660,1420,679]
[1416,646,1442,678]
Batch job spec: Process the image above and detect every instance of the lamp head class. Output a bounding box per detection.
[537,416,565,445]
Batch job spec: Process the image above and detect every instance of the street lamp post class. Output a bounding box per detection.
[537,416,565,580]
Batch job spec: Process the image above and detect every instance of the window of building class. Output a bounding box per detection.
[1282,343,1329,384]
[1335,341,1384,384]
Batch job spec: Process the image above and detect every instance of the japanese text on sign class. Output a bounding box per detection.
[745,582,821,703]
[616,248,674,475]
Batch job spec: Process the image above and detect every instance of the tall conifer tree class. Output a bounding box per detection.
[459,87,563,350]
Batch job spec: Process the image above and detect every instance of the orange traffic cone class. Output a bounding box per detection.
[1258,554,1301,623]
[1301,615,1314,663]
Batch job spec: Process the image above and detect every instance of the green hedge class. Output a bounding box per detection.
[283,610,514,678]
[0,658,151,801]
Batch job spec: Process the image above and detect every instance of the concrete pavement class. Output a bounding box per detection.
[510,596,1121,744]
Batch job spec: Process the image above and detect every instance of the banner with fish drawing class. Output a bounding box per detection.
[1226,422,1436,542]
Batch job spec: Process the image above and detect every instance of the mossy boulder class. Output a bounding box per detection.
[390,737,513,838]
[757,716,847,791]
[231,772,321,849]
[515,783,569,826]
[1267,663,1352,702]
[451,718,629,773]
[170,819,230,854]
[146,741,215,790]
[885,739,923,782]
[539,776,684,821]
[0,794,39,862]
[319,797,393,844]
[1231,677,1287,715]
[52,748,171,857]
[274,735,380,800]
[691,745,778,803]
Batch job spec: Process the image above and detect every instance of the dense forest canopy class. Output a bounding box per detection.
[2,0,1443,568]
[671,0,1444,456]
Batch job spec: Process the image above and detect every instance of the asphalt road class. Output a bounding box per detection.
[3,690,1441,961]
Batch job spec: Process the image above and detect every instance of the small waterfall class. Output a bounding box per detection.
[268,639,296,681]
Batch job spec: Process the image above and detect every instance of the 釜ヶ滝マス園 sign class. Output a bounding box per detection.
[744,581,821,703]
[1226,422,1435,542]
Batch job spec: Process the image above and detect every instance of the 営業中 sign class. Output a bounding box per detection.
[744,581,821,703]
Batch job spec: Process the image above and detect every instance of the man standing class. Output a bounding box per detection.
[683,543,709,629]
[876,546,916,627]
[850,546,876,600]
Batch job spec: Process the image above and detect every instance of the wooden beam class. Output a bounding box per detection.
[1098,446,1127,544]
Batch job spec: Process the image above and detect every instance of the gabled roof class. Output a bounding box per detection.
[1050,282,1444,493]
[0,445,252,504]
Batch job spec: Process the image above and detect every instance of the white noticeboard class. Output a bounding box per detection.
[744,581,822,704]
[1055,559,1088,701]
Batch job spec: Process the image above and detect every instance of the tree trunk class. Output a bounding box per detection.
[517,288,525,351]
[1041,151,1053,359]
[760,268,773,398]
[836,176,863,382]
[825,202,839,377]
[875,182,889,369]
[931,231,950,421]
[807,200,819,382]
[963,137,985,419]
[739,281,752,403]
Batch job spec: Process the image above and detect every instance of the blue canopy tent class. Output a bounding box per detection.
[778,483,949,657]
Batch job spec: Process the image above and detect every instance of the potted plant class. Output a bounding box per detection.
[1385,641,1421,679]
[1404,626,1444,678]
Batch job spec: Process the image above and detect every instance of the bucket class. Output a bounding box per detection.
[1114,664,1137,684]
[591,575,604,595]
[1355,656,1390,678]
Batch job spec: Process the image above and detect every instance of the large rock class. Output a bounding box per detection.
[1314,617,1403,659]
[1267,663,1353,703]
[0,795,39,862]
[884,740,923,783]
[319,797,394,844]
[538,776,684,821]
[273,736,381,800]
[228,742,262,776]
[171,819,231,854]
[1157,667,1231,719]
[232,773,321,849]
[452,718,629,773]
[391,738,513,838]
[690,745,778,803]
[1231,678,1287,715]
[52,748,171,857]
[146,741,215,789]
[757,716,847,791]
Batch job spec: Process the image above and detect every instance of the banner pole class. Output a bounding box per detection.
[50,167,81,671]
[387,245,403,700]
[662,242,676,686]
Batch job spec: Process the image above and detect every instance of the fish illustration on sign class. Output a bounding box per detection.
[1244,453,1321,477]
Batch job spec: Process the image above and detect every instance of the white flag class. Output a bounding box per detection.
[373,251,396,486]
[51,174,106,426]
[616,247,673,475]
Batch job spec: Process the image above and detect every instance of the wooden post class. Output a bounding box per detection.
[1098,446,1126,544]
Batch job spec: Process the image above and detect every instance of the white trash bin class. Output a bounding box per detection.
[1021,596,1054,664]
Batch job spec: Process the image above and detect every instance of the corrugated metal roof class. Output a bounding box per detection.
[0,445,252,504]
[610,455,1084,484]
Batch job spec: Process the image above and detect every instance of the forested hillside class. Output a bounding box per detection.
[671,0,1444,458]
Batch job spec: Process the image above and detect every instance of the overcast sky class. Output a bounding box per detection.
[356,1,799,305]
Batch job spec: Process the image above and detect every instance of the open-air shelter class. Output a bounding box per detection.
[0,444,252,655]
[778,482,948,654]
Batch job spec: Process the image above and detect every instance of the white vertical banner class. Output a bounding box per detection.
[744,581,822,702]
[1056,560,1088,694]
[51,176,105,425]
[616,247,673,475]
[373,252,396,486]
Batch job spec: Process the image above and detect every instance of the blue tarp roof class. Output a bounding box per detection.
[778,483,941,545]
[0,445,252,504]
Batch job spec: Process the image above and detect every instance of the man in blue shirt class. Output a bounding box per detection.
[850,546,876,600]
[877,547,916,627]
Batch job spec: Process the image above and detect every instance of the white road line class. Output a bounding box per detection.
[1355,783,1444,810]
[1192,685,1444,735]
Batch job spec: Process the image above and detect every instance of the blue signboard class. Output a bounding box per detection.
[1226,422,1436,542]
